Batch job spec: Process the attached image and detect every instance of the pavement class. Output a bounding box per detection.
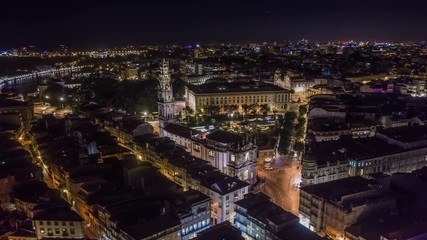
[258,155,301,215]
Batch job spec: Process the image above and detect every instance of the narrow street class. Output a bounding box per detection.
[258,155,301,215]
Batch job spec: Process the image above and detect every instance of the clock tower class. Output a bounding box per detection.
[158,59,175,135]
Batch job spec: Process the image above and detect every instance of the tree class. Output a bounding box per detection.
[42,84,65,107]
[241,104,251,114]
[293,141,305,152]
[299,105,308,115]
[295,106,307,139]
[206,105,220,116]
[278,131,292,154]
[249,103,258,114]
[224,104,238,114]
[278,111,298,155]
[183,106,194,116]
[284,111,297,122]
[259,104,270,116]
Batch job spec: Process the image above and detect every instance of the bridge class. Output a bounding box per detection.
[0,66,83,86]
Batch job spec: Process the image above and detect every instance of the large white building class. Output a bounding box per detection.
[185,79,292,113]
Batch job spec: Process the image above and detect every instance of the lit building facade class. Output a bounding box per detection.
[185,80,292,113]
[162,124,258,185]
[140,139,250,225]
[301,129,427,186]
[33,210,85,240]
[299,176,393,239]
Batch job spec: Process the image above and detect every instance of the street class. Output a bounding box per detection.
[258,155,301,215]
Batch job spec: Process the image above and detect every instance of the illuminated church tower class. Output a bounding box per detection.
[158,59,175,135]
[273,69,291,90]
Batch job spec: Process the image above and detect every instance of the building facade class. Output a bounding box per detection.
[33,210,85,240]
[139,138,250,225]
[302,127,427,186]
[162,124,258,185]
[185,80,292,113]
[299,176,392,239]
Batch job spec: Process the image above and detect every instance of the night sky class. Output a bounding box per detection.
[1,0,427,49]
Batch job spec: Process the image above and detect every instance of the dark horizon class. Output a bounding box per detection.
[1,0,427,50]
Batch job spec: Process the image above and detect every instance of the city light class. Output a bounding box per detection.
[1,3,427,240]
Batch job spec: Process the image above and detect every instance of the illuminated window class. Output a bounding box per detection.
[208,150,214,158]
[230,154,235,162]
[193,143,200,152]
[244,170,249,180]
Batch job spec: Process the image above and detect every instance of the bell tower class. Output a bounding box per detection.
[273,69,282,86]
[158,59,175,134]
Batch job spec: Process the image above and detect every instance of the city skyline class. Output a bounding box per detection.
[2,2,427,240]
[1,0,427,49]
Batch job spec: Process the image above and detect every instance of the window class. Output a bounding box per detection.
[40,221,44,226]
[62,221,66,226]
[69,222,74,226]
[40,228,45,234]
[55,228,60,234]
[47,221,51,225]
[208,150,214,158]
[230,154,235,162]
[244,170,249,180]
[193,143,200,152]
[54,221,58,226]
[70,229,75,234]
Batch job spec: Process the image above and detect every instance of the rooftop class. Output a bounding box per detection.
[0,97,31,108]
[186,80,290,95]
[377,125,427,143]
[120,214,180,240]
[206,130,244,144]
[300,176,379,202]
[236,192,298,228]
[146,138,249,195]
[164,123,201,139]
[33,208,83,222]
[306,137,403,165]
[194,221,244,240]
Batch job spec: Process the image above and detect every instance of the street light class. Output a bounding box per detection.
[45,95,50,99]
